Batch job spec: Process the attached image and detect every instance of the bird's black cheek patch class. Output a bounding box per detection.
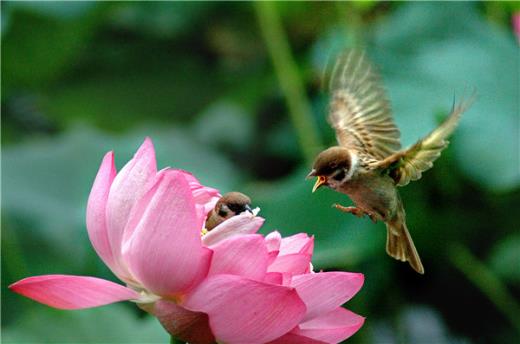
[333,169,346,181]
[218,209,228,217]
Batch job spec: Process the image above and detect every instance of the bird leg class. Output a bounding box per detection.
[332,204,378,223]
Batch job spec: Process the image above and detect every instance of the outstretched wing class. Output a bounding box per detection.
[373,96,474,186]
[328,50,401,160]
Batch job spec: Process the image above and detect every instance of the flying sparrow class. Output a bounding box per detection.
[205,192,253,231]
[308,50,474,274]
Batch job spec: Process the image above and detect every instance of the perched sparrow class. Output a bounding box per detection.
[205,192,253,231]
[308,50,474,274]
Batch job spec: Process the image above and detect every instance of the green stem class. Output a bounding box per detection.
[255,2,322,164]
[448,243,520,335]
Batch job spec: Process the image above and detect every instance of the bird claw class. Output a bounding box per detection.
[332,204,363,217]
[332,204,378,222]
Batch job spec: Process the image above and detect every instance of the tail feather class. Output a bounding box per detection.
[385,207,424,274]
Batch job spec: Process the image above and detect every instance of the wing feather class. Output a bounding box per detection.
[374,95,475,186]
[328,50,401,160]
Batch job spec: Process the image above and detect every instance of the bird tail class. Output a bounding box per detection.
[385,202,424,274]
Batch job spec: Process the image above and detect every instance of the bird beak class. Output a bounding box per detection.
[245,204,253,214]
[306,169,317,180]
[312,176,327,193]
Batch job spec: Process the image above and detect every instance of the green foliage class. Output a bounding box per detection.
[2,304,168,343]
[2,1,519,343]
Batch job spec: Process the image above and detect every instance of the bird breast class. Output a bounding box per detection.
[339,172,398,220]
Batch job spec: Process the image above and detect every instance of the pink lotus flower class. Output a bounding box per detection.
[10,138,365,344]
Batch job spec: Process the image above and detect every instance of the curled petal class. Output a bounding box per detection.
[9,275,138,310]
[265,231,282,252]
[86,151,126,278]
[280,233,314,256]
[177,169,221,220]
[106,138,157,271]
[295,307,365,343]
[208,234,269,280]
[122,170,210,296]
[183,274,306,343]
[202,213,264,247]
[291,272,364,321]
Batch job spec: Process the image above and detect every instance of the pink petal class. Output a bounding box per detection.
[202,213,264,247]
[264,272,293,286]
[177,169,221,219]
[86,151,126,278]
[295,307,365,343]
[265,231,282,252]
[268,333,327,344]
[291,272,364,321]
[9,275,138,310]
[280,233,314,256]
[141,300,215,344]
[268,253,311,275]
[106,138,157,271]
[513,12,520,42]
[268,250,280,266]
[264,272,283,285]
[122,170,210,296]
[208,234,269,280]
[183,274,306,343]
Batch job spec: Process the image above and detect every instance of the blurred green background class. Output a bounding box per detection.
[2,1,519,343]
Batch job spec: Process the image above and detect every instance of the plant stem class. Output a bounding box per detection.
[255,2,322,164]
[448,243,520,335]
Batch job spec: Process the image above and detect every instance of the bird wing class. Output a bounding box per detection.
[328,50,401,160]
[372,96,474,186]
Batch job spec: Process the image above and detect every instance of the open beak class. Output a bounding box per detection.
[312,176,327,193]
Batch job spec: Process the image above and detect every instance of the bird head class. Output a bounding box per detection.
[214,192,253,219]
[307,146,353,192]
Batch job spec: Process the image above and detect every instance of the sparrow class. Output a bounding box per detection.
[205,192,253,231]
[308,50,474,274]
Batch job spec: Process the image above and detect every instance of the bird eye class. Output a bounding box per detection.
[218,207,228,217]
[333,169,346,181]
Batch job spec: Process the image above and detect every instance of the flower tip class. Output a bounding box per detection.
[102,150,115,163]
[8,277,30,291]
[136,137,156,156]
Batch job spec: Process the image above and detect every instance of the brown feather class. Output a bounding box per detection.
[372,94,475,186]
[327,50,401,160]
[385,199,424,274]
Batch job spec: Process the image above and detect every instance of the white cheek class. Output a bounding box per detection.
[345,154,358,180]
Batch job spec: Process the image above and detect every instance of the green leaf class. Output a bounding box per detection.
[2,3,101,93]
[489,234,520,283]
[2,304,168,343]
[109,2,213,38]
